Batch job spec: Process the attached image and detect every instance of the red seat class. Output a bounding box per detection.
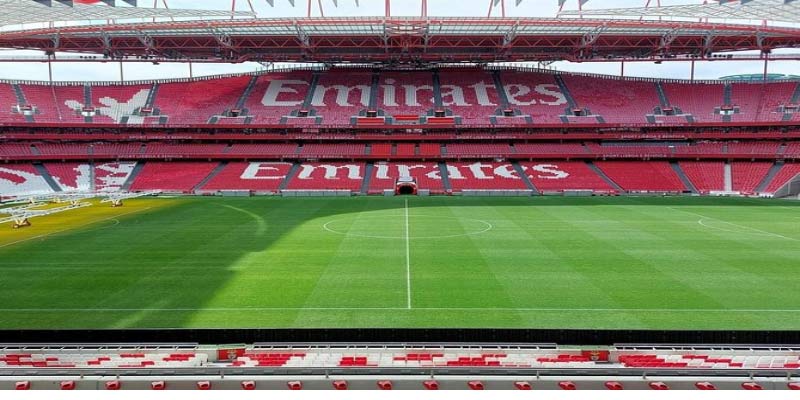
[649,382,669,390]
[60,381,75,390]
[695,382,716,390]
[514,381,532,390]
[105,380,121,390]
[287,381,302,390]
[332,380,348,390]
[423,380,439,390]
[468,380,484,390]
[151,381,166,390]
[197,381,211,390]
[559,381,576,390]
[377,380,392,390]
[15,381,30,390]
[742,382,762,390]
[241,381,256,390]
[788,382,800,390]
[605,381,623,390]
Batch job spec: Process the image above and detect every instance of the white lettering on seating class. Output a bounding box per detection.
[262,80,308,107]
[311,85,370,107]
[298,164,362,180]
[529,164,569,179]
[469,82,498,106]
[505,84,567,106]
[440,85,468,107]
[444,165,463,180]
[241,163,287,180]
[401,83,435,107]
[467,162,494,179]
[494,164,520,179]
[381,79,399,107]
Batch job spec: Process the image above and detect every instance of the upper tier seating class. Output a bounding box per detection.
[227,143,298,156]
[595,161,685,192]
[0,83,27,122]
[17,84,61,123]
[396,143,416,157]
[202,162,292,192]
[91,84,153,124]
[285,162,365,191]
[144,143,227,157]
[445,143,511,157]
[368,162,446,194]
[0,164,54,196]
[563,75,659,124]
[155,76,251,125]
[312,70,373,125]
[679,161,725,193]
[91,143,143,157]
[378,71,435,119]
[585,143,672,157]
[35,143,89,156]
[514,143,587,155]
[783,142,800,157]
[765,163,800,192]
[129,162,217,192]
[245,71,314,124]
[520,161,613,192]
[371,143,392,157]
[727,142,780,155]
[299,143,366,158]
[731,161,772,193]
[0,143,32,157]
[446,162,529,190]
[661,82,725,122]
[499,72,566,124]
[419,143,441,157]
[51,85,89,123]
[673,142,725,155]
[438,69,502,124]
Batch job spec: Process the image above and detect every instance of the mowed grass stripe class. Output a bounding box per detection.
[0,196,798,330]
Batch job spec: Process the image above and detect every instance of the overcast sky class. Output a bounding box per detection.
[0,0,794,82]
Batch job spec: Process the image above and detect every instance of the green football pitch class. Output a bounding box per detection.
[0,196,798,330]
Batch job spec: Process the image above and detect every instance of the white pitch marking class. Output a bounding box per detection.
[668,207,797,241]
[1,307,799,313]
[0,207,151,250]
[404,198,412,309]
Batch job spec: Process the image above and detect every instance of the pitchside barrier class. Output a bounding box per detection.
[460,190,533,197]
[281,190,352,197]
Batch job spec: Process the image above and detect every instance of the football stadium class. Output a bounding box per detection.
[1,0,800,391]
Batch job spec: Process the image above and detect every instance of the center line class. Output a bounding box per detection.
[404,198,412,309]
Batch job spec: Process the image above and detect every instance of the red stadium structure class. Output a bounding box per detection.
[1,0,800,390]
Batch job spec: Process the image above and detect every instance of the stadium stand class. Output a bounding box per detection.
[154,76,251,124]
[0,164,54,196]
[595,161,685,192]
[35,143,89,156]
[731,162,773,193]
[244,71,314,125]
[520,161,614,193]
[446,162,529,191]
[201,162,292,192]
[438,69,502,124]
[285,162,365,191]
[368,162,446,194]
[378,71,435,121]
[129,162,218,193]
[765,163,800,193]
[16,84,62,122]
[51,85,90,123]
[679,161,725,193]
[312,70,373,125]
[227,143,298,157]
[144,143,227,157]
[499,71,566,124]
[0,143,33,157]
[445,143,511,157]
[90,143,143,157]
[299,143,366,158]
[661,82,725,122]
[562,75,659,124]
[90,84,153,124]
[514,142,587,156]
[0,83,27,122]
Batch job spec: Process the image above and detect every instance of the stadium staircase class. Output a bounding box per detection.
[491,70,511,109]
[233,75,259,120]
[670,161,698,193]
[512,161,539,194]
[193,161,226,192]
[722,83,733,123]
[724,162,733,192]
[755,162,784,193]
[278,162,301,191]
[12,84,34,122]
[360,162,374,195]
[553,74,579,123]
[585,161,623,192]
[432,70,444,109]
[33,163,62,192]
[121,162,145,191]
[438,162,452,192]
[369,71,380,110]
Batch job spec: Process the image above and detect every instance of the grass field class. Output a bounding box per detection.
[0,195,799,330]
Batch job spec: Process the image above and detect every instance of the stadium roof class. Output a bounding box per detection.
[0,17,798,64]
[0,0,254,29]
[559,0,800,24]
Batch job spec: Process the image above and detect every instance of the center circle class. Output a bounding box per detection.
[322,215,493,239]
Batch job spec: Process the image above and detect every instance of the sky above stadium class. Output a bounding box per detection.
[0,0,795,82]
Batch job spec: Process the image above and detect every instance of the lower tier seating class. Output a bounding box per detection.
[596,161,685,192]
[446,162,529,190]
[520,161,614,193]
[368,162,446,194]
[129,162,218,193]
[679,161,725,193]
[731,162,772,193]
[765,163,800,193]
[0,163,53,197]
[285,162,366,191]
[202,162,293,192]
